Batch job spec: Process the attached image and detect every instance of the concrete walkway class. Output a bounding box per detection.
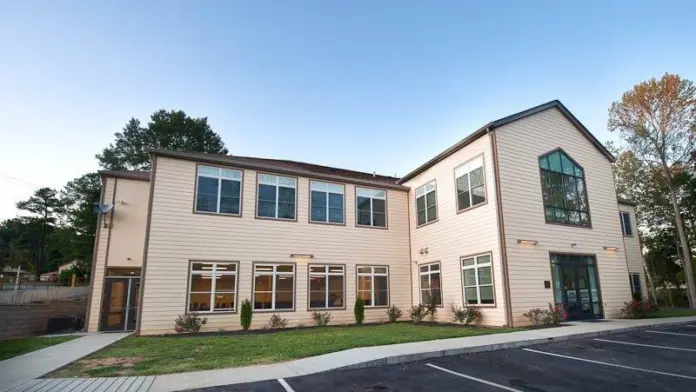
[4,317,696,392]
[0,332,130,392]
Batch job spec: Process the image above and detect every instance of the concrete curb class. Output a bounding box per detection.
[339,319,696,370]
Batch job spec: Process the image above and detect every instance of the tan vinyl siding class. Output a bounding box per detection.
[403,134,506,326]
[621,205,647,297]
[107,179,150,267]
[495,107,631,324]
[139,157,411,335]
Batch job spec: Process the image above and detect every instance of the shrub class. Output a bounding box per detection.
[312,311,333,327]
[450,304,481,325]
[409,304,429,323]
[386,305,403,322]
[267,314,288,329]
[240,299,253,330]
[425,297,438,320]
[522,308,545,327]
[523,303,566,327]
[174,314,207,333]
[621,299,652,319]
[354,297,365,324]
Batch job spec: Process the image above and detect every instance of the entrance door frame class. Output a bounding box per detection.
[100,275,140,332]
[548,252,604,321]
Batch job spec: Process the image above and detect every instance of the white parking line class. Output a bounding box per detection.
[277,378,295,392]
[426,363,524,391]
[645,330,696,337]
[595,338,696,352]
[523,348,696,380]
[685,325,696,328]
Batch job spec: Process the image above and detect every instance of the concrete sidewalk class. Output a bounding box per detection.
[0,332,130,392]
[4,317,696,392]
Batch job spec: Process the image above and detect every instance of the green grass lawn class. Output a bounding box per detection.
[0,336,80,361]
[52,323,520,377]
[648,307,696,318]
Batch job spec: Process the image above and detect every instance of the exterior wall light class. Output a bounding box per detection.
[517,239,539,245]
[290,254,314,259]
[603,247,619,252]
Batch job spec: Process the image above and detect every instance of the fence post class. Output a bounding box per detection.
[71,274,76,288]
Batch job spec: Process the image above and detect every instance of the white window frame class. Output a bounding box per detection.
[356,187,387,228]
[252,263,296,311]
[415,181,437,227]
[187,261,238,314]
[257,173,297,220]
[308,264,345,309]
[356,265,389,307]
[454,156,486,212]
[620,211,633,236]
[461,253,495,306]
[195,165,243,215]
[419,262,442,306]
[309,181,345,224]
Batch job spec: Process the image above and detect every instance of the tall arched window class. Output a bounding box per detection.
[538,149,590,227]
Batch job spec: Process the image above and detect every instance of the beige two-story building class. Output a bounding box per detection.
[86,100,647,335]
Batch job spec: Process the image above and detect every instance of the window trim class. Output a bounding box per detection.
[355,187,389,229]
[307,263,347,310]
[415,180,438,228]
[185,260,239,315]
[418,262,443,307]
[537,148,592,229]
[355,264,390,308]
[308,180,346,226]
[254,172,299,222]
[620,211,633,237]
[251,262,297,312]
[460,252,496,307]
[453,154,488,214]
[193,163,244,217]
[629,272,642,297]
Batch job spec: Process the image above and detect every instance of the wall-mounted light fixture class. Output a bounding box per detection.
[571,243,578,247]
[290,254,314,259]
[603,246,619,252]
[517,239,539,245]
[419,247,429,255]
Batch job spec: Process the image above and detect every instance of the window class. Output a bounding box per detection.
[309,265,345,309]
[188,262,237,313]
[257,174,297,220]
[419,263,442,306]
[356,188,387,228]
[310,181,344,224]
[416,181,437,226]
[455,156,486,212]
[253,264,295,310]
[461,254,494,305]
[620,212,633,236]
[357,266,389,307]
[630,273,642,300]
[195,166,242,215]
[539,150,590,226]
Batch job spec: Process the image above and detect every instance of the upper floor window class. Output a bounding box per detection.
[539,150,590,227]
[310,181,344,224]
[195,166,242,215]
[416,181,437,226]
[257,174,297,220]
[356,187,387,228]
[620,211,633,236]
[455,156,486,212]
[188,262,238,313]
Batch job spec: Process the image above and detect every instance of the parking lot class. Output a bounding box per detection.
[189,323,696,392]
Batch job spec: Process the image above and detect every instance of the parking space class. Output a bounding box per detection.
[189,323,696,392]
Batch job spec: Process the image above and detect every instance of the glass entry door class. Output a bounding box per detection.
[101,277,140,331]
[551,254,602,320]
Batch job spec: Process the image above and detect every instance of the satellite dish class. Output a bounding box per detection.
[93,203,114,214]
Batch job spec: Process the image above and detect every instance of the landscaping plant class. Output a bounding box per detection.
[409,304,429,323]
[354,297,365,324]
[240,299,253,330]
[425,297,438,320]
[311,311,333,327]
[267,314,288,329]
[523,303,566,327]
[386,305,403,322]
[174,314,207,333]
[450,304,481,325]
[621,299,653,319]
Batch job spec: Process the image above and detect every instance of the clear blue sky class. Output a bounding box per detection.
[1,1,695,219]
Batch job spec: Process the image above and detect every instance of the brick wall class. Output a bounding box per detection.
[0,300,87,339]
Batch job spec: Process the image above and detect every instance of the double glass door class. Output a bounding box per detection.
[101,277,140,331]
[551,254,602,320]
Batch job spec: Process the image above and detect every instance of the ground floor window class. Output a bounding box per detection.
[357,266,389,307]
[253,264,295,310]
[629,273,642,300]
[309,264,345,309]
[188,262,238,313]
[419,263,442,306]
[461,253,494,305]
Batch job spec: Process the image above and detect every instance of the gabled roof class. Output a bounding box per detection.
[398,100,616,184]
[99,170,151,182]
[150,150,408,191]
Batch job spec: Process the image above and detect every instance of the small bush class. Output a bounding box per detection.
[523,303,566,327]
[240,299,253,330]
[174,314,207,333]
[450,304,481,325]
[312,311,333,327]
[409,304,429,323]
[354,297,365,324]
[621,299,652,319]
[386,305,403,322]
[425,297,438,320]
[267,314,288,329]
[523,308,545,327]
